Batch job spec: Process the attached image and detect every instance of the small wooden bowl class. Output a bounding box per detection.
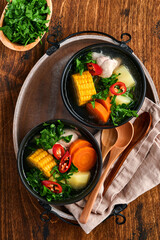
[0,0,52,51]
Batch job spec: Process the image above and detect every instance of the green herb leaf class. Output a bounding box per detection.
[90,100,95,108]
[95,74,120,93]
[74,52,96,75]
[26,168,46,193]
[89,74,119,108]
[110,96,138,125]
[35,121,64,150]
[59,135,73,143]
[51,163,78,182]
[26,164,79,202]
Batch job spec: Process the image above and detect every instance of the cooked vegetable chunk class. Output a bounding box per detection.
[69,139,92,155]
[92,52,119,78]
[72,146,97,171]
[115,95,132,105]
[86,101,110,123]
[114,65,136,88]
[96,96,112,112]
[72,71,96,106]
[68,171,91,189]
[27,149,56,177]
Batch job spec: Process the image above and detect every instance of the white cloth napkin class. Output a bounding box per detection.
[65,97,160,234]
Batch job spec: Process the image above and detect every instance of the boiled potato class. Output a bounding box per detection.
[115,95,131,105]
[114,65,135,88]
[109,92,131,105]
[68,171,91,189]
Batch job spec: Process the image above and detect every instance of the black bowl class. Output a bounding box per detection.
[17,119,102,206]
[61,43,146,129]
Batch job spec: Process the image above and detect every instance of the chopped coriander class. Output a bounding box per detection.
[35,121,73,150]
[74,52,96,75]
[0,0,50,45]
[51,163,78,183]
[90,74,119,107]
[26,168,46,193]
[111,95,138,126]
[59,135,73,143]
[26,164,79,201]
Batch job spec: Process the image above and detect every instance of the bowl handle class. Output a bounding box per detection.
[46,31,133,56]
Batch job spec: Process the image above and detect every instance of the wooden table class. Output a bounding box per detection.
[0,0,160,239]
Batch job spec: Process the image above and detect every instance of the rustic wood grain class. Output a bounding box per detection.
[0,0,160,239]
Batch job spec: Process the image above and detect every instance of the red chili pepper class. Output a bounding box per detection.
[87,63,102,76]
[41,181,62,193]
[59,151,72,173]
[52,144,65,160]
[110,82,127,95]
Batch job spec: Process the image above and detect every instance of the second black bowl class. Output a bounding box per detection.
[17,119,102,206]
[61,43,146,129]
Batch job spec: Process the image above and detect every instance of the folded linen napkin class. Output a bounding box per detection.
[64,97,160,234]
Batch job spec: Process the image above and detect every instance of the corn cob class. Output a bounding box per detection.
[27,149,56,178]
[72,71,96,106]
[43,161,57,178]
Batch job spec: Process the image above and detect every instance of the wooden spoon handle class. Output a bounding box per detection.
[103,143,135,196]
[101,145,111,162]
[79,147,123,224]
[79,160,113,224]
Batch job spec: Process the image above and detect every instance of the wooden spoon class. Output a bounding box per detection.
[79,121,134,224]
[84,128,118,202]
[103,112,152,196]
[0,0,52,51]
[101,128,118,162]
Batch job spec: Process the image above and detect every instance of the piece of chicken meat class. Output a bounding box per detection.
[92,52,119,78]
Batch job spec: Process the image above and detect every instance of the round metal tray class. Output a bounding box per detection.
[13,33,159,221]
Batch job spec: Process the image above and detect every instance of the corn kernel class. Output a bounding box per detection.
[72,71,96,106]
[27,149,56,177]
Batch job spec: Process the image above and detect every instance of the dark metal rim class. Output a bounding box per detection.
[46,31,132,56]
[39,201,127,226]
[47,31,132,46]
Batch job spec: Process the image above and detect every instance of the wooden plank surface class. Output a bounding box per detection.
[0,0,160,239]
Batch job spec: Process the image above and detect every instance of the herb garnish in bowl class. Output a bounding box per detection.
[0,0,52,50]
[69,51,139,126]
[18,120,101,205]
[61,43,146,129]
